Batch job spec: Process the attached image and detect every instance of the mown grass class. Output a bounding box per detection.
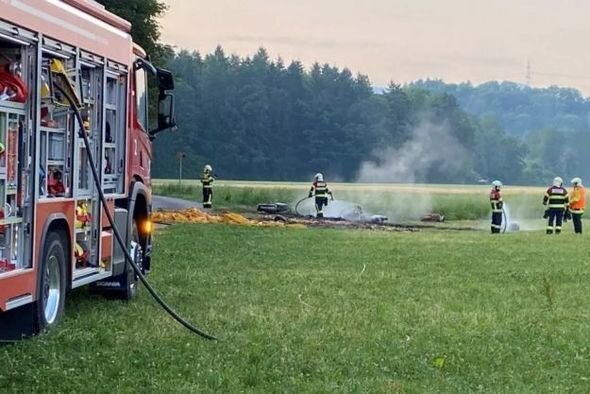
[1,224,590,392]
[154,182,548,221]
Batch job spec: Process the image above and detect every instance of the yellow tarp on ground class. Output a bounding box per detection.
[152,208,306,228]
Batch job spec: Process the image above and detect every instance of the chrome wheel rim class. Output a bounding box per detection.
[43,254,61,325]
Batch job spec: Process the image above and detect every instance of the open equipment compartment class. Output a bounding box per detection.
[0,35,33,274]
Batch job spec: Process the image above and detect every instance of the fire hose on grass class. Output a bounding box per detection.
[294,196,311,217]
[59,85,217,341]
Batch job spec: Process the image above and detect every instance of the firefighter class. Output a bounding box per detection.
[543,177,568,234]
[568,177,585,234]
[201,164,215,209]
[489,180,503,234]
[308,173,333,218]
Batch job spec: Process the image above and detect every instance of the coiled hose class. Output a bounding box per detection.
[58,85,216,340]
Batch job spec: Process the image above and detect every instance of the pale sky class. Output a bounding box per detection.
[161,0,590,95]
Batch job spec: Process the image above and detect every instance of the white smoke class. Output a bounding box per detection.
[356,121,468,184]
[350,121,469,220]
[295,199,365,221]
[500,202,545,232]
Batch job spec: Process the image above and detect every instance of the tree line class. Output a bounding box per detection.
[153,48,529,184]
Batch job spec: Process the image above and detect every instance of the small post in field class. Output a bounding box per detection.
[177,151,186,186]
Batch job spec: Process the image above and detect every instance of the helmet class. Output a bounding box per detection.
[314,173,323,182]
[491,180,502,188]
[553,177,563,187]
[204,164,212,172]
[571,177,582,185]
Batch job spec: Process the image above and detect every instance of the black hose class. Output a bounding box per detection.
[294,196,311,216]
[57,85,216,340]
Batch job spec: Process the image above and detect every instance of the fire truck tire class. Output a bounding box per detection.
[34,232,67,332]
[98,222,140,301]
[124,222,141,300]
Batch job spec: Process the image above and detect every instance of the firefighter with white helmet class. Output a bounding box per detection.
[308,173,333,218]
[489,180,503,233]
[201,164,215,208]
[542,177,568,234]
[568,177,585,234]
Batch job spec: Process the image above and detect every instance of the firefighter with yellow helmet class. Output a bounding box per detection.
[568,177,585,234]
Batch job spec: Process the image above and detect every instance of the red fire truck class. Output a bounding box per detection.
[0,0,175,340]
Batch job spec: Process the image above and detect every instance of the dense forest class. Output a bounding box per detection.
[97,0,590,186]
[161,48,486,182]
[154,48,529,184]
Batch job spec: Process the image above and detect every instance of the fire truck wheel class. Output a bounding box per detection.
[35,232,67,332]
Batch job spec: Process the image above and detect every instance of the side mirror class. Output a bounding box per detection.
[155,93,176,135]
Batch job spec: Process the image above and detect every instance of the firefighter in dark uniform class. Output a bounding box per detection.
[308,173,333,218]
[201,164,215,209]
[489,180,503,234]
[543,177,568,234]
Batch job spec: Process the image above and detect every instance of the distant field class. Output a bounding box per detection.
[153,180,549,221]
[153,179,545,195]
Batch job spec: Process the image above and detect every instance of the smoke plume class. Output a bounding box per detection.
[350,121,470,220]
[356,121,468,184]
[296,122,472,221]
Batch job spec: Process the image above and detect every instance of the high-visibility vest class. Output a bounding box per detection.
[490,189,503,213]
[569,186,586,214]
[201,172,214,188]
[543,186,568,209]
[311,181,329,197]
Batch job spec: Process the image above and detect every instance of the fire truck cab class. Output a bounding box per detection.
[0,0,175,340]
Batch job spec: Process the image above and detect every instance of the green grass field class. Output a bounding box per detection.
[2,223,589,392]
